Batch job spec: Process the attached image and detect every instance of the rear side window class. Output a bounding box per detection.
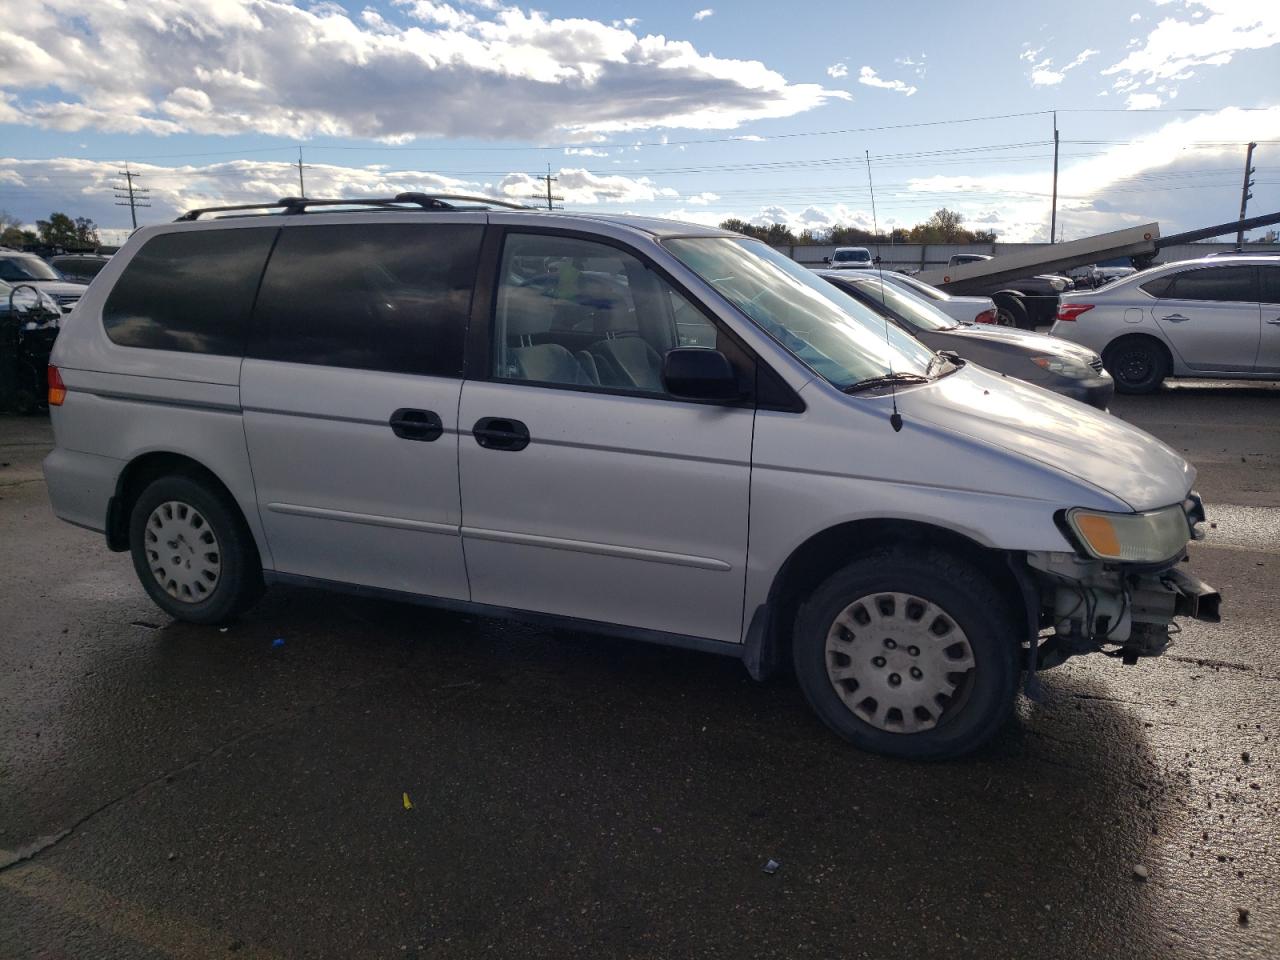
[1261,266,1280,304]
[103,229,277,354]
[250,223,481,377]
[1161,266,1257,303]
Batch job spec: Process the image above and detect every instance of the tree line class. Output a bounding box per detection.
[719,208,998,246]
[0,211,101,251]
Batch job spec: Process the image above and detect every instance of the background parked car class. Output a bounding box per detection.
[943,253,1072,329]
[1051,255,1279,393]
[0,248,88,308]
[49,253,112,284]
[822,246,873,269]
[820,271,1113,409]
[881,271,998,325]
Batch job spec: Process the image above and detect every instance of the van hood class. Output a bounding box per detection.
[902,365,1194,511]
[22,279,87,298]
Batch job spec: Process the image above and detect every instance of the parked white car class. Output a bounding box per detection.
[1052,255,1279,393]
[43,195,1220,759]
[881,271,999,325]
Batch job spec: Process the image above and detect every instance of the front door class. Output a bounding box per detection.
[457,231,755,644]
[241,218,484,599]
[1150,264,1260,372]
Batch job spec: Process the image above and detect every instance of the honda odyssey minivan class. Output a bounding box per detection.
[43,194,1220,758]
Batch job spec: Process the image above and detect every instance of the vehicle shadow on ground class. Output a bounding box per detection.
[15,582,1188,959]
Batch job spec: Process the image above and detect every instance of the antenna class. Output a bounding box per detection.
[865,150,902,433]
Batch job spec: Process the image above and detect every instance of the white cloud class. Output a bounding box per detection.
[1103,0,1280,95]
[895,106,1280,241]
[564,146,609,157]
[1028,48,1099,86]
[0,1,845,140]
[857,66,917,96]
[693,8,714,20]
[1125,92,1164,109]
[827,63,849,79]
[0,156,685,226]
[612,18,639,28]
[1019,46,1044,63]
[1129,12,1141,22]
[686,192,720,206]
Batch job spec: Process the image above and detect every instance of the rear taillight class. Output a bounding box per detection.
[47,365,66,406]
[1057,303,1094,322]
[974,309,997,324]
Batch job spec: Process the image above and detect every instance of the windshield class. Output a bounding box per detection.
[665,237,934,389]
[833,249,870,263]
[0,256,62,282]
[845,278,958,332]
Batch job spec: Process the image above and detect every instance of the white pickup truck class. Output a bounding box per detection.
[823,246,873,270]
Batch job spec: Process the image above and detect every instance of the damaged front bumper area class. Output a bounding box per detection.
[1024,551,1221,669]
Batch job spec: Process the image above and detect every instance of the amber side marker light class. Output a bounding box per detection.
[47,365,66,406]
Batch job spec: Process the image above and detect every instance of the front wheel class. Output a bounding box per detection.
[793,548,1019,759]
[128,473,264,624]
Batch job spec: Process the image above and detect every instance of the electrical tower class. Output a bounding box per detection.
[530,166,564,210]
[113,164,151,230]
[1237,141,1257,248]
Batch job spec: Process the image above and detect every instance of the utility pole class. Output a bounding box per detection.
[1237,141,1257,248]
[113,164,150,230]
[297,147,306,197]
[530,165,563,210]
[1050,111,1059,245]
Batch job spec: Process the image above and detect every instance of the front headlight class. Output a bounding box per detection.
[1030,356,1095,380]
[1066,505,1190,563]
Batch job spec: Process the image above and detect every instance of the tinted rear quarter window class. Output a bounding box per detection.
[250,222,481,377]
[103,228,277,354]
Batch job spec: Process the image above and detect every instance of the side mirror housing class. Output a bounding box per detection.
[662,348,740,401]
[822,256,831,264]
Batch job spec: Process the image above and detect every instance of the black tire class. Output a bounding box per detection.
[1104,337,1168,394]
[128,473,264,625]
[992,294,1028,329]
[792,547,1019,759]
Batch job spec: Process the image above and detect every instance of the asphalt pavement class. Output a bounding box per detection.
[1,380,1277,959]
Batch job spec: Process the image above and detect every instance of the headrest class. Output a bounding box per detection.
[503,286,557,338]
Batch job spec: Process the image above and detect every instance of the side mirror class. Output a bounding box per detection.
[8,284,41,315]
[662,348,740,401]
[822,256,831,264]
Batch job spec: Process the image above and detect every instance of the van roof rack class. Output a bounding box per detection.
[175,192,536,221]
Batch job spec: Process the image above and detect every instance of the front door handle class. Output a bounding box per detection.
[1161,314,1191,322]
[389,408,444,442]
[473,417,530,451]
[1266,318,1280,325]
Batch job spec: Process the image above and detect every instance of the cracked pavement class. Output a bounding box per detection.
[0,381,1277,959]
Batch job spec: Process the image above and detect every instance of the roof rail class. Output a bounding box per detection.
[175,192,536,222]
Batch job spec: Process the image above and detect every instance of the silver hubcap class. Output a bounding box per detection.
[144,500,221,603]
[824,592,976,734]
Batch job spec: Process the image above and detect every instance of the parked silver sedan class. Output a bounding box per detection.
[821,271,1113,409]
[1052,255,1280,393]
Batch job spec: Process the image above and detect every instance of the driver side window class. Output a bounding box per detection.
[494,233,724,393]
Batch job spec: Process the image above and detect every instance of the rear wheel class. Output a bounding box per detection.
[792,547,1019,759]
[992,294,1027,329]
[1104,337,1168,394]
[128,474,264,624]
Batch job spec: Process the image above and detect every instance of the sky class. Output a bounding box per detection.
[0,0,1277,245]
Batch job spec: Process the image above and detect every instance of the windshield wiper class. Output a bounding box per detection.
[841,371,930,394]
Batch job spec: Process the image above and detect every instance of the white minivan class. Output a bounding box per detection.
[44,195,1220,758]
